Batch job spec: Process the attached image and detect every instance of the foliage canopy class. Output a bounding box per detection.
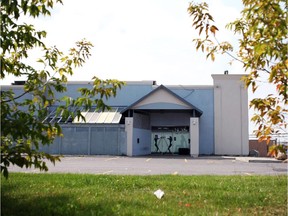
[188,0,287,146]
[1,0,124,178]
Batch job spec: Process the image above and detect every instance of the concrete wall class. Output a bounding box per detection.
[190,117,199,157]
[125,118,133,156]
[212,74,249,155]
[133,128,151,155]
[132,112,151,155]
[125,113,152,156]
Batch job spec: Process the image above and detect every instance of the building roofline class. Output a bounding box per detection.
[211,74,247,80]
[160,85,213,89]
[62,80,157,85]
[121,84,203,116]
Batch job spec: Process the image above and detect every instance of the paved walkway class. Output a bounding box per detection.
[9,155,287,176]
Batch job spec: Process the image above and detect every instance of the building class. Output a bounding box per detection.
[2,74,249,157]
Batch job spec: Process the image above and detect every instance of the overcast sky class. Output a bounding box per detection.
[4,0,246,86]
[4,0,279,133]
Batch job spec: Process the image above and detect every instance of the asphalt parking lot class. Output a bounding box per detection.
[9,155,287,176]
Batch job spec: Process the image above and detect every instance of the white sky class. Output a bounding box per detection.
[3,0,245,85]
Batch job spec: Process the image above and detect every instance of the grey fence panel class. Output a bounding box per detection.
[39,137,60,154]
[90,126,125,155]
[90,127,105,154]
[119,127,127,155]
[40,125,126,155]
[104,127,119,155]
[61,127,89,155]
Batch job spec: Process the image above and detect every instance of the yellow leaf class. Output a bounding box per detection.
[44,100,49,108]
[210,25,219,36]
[47,128,52,139]
[32,97,39,103]
[285,59,288,68]
[211,52,215,61]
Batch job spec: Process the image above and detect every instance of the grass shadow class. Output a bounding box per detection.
[1,192,118,216]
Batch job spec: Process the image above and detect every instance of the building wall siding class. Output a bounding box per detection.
[39,125,126,155]
[213,75,249,155]
[171,88,215,155]
[133,128,151,155]
[4,77,248,156]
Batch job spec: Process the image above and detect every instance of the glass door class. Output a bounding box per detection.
[151,126,190,154]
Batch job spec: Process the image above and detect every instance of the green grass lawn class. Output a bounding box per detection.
[1,173,287,216]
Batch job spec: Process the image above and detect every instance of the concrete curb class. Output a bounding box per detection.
[56,155,285,163]
[235,157,284,163]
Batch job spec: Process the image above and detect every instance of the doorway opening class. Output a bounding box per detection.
[151,126,190,155]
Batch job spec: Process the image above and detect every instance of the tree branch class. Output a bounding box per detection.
[1,71,58,103]
[213,36,271,74]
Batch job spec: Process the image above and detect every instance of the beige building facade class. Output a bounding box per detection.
[213,74,249,155]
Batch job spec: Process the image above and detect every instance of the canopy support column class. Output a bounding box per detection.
[190,117,199,157]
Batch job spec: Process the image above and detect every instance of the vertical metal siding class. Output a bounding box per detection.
[40,125,126,155]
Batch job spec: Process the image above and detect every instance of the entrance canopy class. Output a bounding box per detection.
[121,85,203,117]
